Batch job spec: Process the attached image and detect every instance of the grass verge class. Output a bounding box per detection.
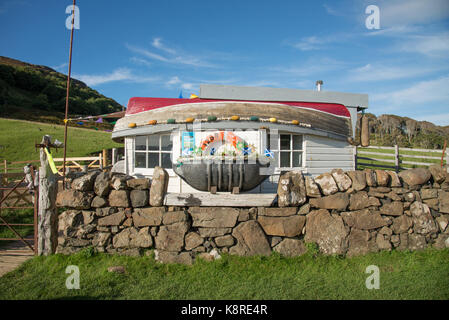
[0,247,448,300]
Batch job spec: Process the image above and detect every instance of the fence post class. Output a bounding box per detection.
[4,159,7,173]
[99,152,103,170]
[112,148,117,166]
[102,149,107,168]
[353,146,357,170]
[395,145,400,172]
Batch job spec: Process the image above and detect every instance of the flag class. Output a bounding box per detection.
[190,94,198,99]
[178,90,183,99]
[95,117,103,123]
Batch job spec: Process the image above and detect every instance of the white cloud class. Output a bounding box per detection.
[74,68,157,86]
[413,112,449,126]
[292,36,326,51]
[130,57,152,68]
[348,63,439,82]
[371,75,449,112]
[152,37,176,55]
[396,32,449,57]
[51,62,68,72]
[166,76,181,86]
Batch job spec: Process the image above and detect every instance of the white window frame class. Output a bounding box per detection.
[270,133,305,172]
[133,134,174,175]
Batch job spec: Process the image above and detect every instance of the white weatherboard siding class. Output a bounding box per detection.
[305,135,355,175]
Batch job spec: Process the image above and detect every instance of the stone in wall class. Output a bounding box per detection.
[56,190,94,210]
[108,190,130,207]
[386,171,402,187]
[365,169,377,187]
[273,239,306,257]
[127,178,151,190]
[94,171,111,197]
[305,177,321,197]
[149,166,169,206]
[375,170,390,187]
[257,215,306,237]
[314,173,338,196]
[230,220,271,256]
[341,209,387,230]
[399,168,431,187]
[189,207,239,228]
[155,221,190,252]
[331,169,352,192]
[410,201,438,235]
[132,207,164,227]
[277,171,307,207]
[346,228,377,257]
[346,170,367,191]
[71,171,100,192]
[305,209,348,255]
[309,193,349,211]
[130,190,149,207]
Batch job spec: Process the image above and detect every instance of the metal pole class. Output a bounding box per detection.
[62,0,76,190]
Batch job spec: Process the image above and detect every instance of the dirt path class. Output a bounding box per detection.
[0,241,34,277]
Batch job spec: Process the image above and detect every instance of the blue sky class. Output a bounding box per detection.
[1,0,449,125]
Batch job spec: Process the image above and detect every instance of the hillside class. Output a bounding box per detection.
[357,113,449,149]
[0,118,122,162]
[0,56,123,126]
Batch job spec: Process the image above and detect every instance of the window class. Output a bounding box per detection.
[134,134,173,169]
[269,134,303,168]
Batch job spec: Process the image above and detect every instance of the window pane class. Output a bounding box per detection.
[148,135,159,151]
[293,152,302,167]
[135,136,146,151]
[135,152,146,168]
[268,134,279,150]
[161,153,172,169]
[280,135,291,150]
[280,152,291,167]
[293,135,303,150]
[161,135,172,151]
[148,153,159,168]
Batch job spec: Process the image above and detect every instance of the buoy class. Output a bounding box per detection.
[250,116,259,121]
[231,115,240,121]
[207,116,217,122]
[269,118,277,123]
[148,120,157,125]
[292,120,299,125]
[128,123,136,128]
[167,118,176,124]
[185,117,195,123]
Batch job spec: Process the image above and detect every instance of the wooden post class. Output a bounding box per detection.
[37,135,59,256]
[99,152,103,170]
[4,159,7,173]
[102,149,107,168]
[112,148,117,166]
[395,145,400,172]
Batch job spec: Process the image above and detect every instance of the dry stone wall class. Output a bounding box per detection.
[56,165,449,264]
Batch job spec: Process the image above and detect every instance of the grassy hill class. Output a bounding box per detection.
[0,118,122,163]
[0,56,123,127]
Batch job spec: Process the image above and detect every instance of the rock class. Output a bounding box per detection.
[126,178,151,190]
[421,189,438,200]
[346,228,377,257]
[368,197,381,207]
[111,175,130,190]
[365,169,377,187]
[438,191,449,214]
[433,233,449,249]
[82,210,95,225]
[94,171,111,197]
[274,239,307,257]
[98,211,126,226]
[349,191,369,210]
[399,168,431,186]
[189,207,239,228]
[258,207,297,217]
[376,233,392,251]
[56,190,94,209]
[92,232,111,247]
[298,204,311,215]
[305,176,321,197]
[58,210,84,237]
[408,234,427,251]
[309,193,349,211]
[209,248,222,260]
[229,220,271,256]
[346,170,367,191]
[392,215,413,234]
[132,227,153,248]
[270,236,283,247]
[386,191,402,201]
[95,207,117,217]
[108,266,126,274]
[375,170,390,187]
[428,165,446,184]
[71,171,100,191]
[108,190,130,207]
[214,235,235,247]
[130,190,149,207]
[197,252,215,262]
[341,209,387,230]
[379,226,393,236]
[184,232,203,250]
[238,209,250,222]
[197,228,232,237]
[149,166,169,206]
[314,173,338,196]
[305,209,348,255]
[391,234,400,247]
[163,211,189,225]
[435,215,448,232]
[132,207,164,227]
[379,201,403,216]
[113,228,137,248]
[155,251,193,265]
[386,171,402,187]
[410,202,438,235]
[155,221,190,252]
[331,169,352,192]
[258,215,306,237]
[277,171,307,207]
[423,198,439,211]
[91,196,108,208]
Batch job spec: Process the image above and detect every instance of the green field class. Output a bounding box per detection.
[0,118,122,163]
[0,247,448,300]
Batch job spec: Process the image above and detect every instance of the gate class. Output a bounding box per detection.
[0,167,38,255]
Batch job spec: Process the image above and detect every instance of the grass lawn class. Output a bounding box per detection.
[0,247,448,300]
[0,118,122,163]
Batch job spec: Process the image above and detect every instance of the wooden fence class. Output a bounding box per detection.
[355,145,449,172]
